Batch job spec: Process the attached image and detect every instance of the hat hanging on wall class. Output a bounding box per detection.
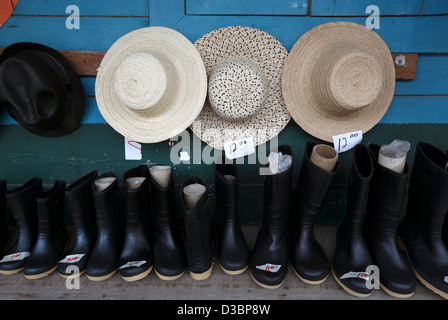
[0,42,85,137]
[95,26,207,143]
[191,26,291,151]
[282,22,396,143]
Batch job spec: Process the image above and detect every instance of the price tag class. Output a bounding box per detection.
[119,260,147,269]
[0,252,30,263]
[223,137,255,160]
[255,263,281,273]
[124,137,142,160]
[59,254,85,263]
[333,130,363,153]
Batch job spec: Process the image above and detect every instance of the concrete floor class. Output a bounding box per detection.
[0,226,442,300]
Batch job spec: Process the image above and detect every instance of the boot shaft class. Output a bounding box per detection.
[405,142,448,237]
[294,142,338,229]
[123,165,151,230]
[366,144,409,235]
[150,167,177,231]
[65,170,97,234]
[92,173,121,236]
[215,160,239,227]
[36,180,66,238]
[343,144,374,233]
[6,177,42,237]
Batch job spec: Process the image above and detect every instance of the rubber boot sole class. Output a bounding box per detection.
[24,265,57,280]
[86,269,117,281]
[155,268,185,281]
[220,263,248,275]
[0,267,24,275]
[59,268,86,279]
[190,264,213,280]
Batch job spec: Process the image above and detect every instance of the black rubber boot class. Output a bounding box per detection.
[290,141,338,284]
[118,165,153,282]
[182,176,214,280]
[58,170,98,278]
[442,148,448,248]
[215,159,249,275]
[86,172,123,281]
[24,180,68,280]
[150,166,186,280]
[332,144,374,297]
[363,144,416,298]
[0,177,42,274]
[0,179,8,257]
[398,142,448,300]
[250,145,293,289]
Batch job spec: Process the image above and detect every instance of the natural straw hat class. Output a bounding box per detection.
[191,26,290,150]
[95,27,207,143]
[282,22,396,142]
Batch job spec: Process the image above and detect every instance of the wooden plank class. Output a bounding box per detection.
[392,53,418,80]
[186,0,308,15]
[310,0,422,16]
[13,0,149,17]
[421,0,448,15]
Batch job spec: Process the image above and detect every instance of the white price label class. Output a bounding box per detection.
[255,263,281,273]
[119,260,147,269]
[124,137,142,160]
[59,254,85,263]
[333,130,363,153]
[340,271,371,281]
[0,252,30,263]
[223,137,255,160]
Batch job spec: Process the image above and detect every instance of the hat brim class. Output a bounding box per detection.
[282,22,396,143]
[95,27,207,144]
[0,42,85,137]
[191,26,290,151]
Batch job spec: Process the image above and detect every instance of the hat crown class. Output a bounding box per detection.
[113,51,176,115]
[208,57,268,122]
[312,44,382,115]
[0,51,66,127]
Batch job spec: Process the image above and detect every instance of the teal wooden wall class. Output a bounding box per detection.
[0,0,447,225]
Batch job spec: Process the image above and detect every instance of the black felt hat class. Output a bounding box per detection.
[0,42,85,137]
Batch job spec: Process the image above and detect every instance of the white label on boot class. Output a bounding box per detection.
[332,130,363,153]
[256,263,281,273]
[59,254,85,263]
[224,137,255,160]
[340,271,371,281]
[0,252,30,263]
[444,276,448,283]
[119,260,147,269]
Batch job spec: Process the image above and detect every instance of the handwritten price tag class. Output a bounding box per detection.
[119,260,147,269]
[223,137,255,160]
[333,130,363,153]
[255,263,281,273]
[124,137,142,160]
[59,254,85,263]
[0,252,30,263]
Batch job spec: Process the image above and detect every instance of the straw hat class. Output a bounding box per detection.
[191,26,290,150]
[282,22,396,142]
[95,27,207,143]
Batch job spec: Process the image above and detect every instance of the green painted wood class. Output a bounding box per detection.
[310,0,422,16]
[186,0,308,15]
[13,0,149,17]
[1,123,447,226]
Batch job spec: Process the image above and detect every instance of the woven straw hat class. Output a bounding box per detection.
[191,26,290,150]
[96,27,207,143]
[282,22,395,142]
